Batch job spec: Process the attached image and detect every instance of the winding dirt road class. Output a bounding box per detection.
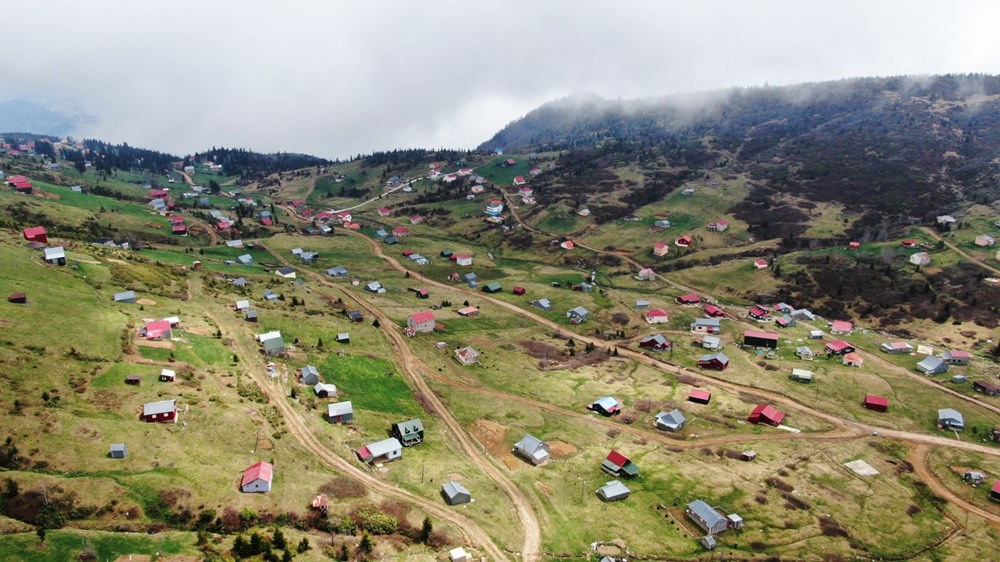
[919,226,1000,276]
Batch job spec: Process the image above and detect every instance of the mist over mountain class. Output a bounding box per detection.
[0,99,81,137]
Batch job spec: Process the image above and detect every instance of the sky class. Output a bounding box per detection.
[3,0,1000,159]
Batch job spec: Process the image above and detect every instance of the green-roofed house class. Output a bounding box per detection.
[391,418,425,447]
[601,450,640,479]
[482,281,502,293]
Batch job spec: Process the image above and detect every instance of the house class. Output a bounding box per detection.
[830,320,853,335]
[748,404,785,426]
[8,293,27,304]
[263,289,279,302]
[790,369,813,383]
[708,220,729,232]
[336,332,350,344]
[743,330,779,349]
[455,347,480,365]
[410,214,424,225]
[941,350,972,365]
[482,281,502,293]
[635,299,651,309]
[408,310,436,333]
[567,306,589,324]
[455,255,473,267]
[748,306,771,321]
[159,369,176,383]
[974,380,1000,396]
[456,306,480,317]
[415,288,429,299]
[936,215,957,226]
[601,450,640,478]
[596,480,631,502]
[125,375,141,386]
[327,401,354,424]
[237,254,253,265]
[589,396,622,416]
[485,200,504,216]
[531,298,552,311]
[314,382,337,398]
[795,346,814,360]
[327,265,349,277]
[259,331,286,356]
[22,226,47,243]
[644,309,669,324]
[881,341,914,354]
[653,242,669,256]
[639,334,671,352]
[825,340,855,355]
[375,229,389,240]
[691,318,721,334]
[391,419,425,447]
[114,291,137,304]
[686,500,728,535]
[512,176,526,186]
[143,320,172,340]
[991,481,1000,502]
[392,227,410,237]
[654,219,671,229]
[842,352,864,367]
[442,481,472,505]
[775,314,795,328]
[365,281,386,294]
[688,389,712,404]
[703,305,726,318]
[449,547,471,562]
[301,365,321,385]
[938,408,965,431]
[848,241,861,250]
[572,282,593,293]
[952,375,967,384]
[701,536,717,551]
[654,410,686,432]
[109,443,127,459]
[463,272,477,284]
[702,335,722,350]
[356,437,403,464]
[681,188,695,195]
[275,267,296,279]
[43,247,66,266]
[975,235,996,247]
[910,252,932,266]
[791,308,816,321]
[864,395,889,412]
[636,268,656,281]
[809,329,824,339]
[142,399,177,423]
[560,240,574,250]
[698,353,729,371]
[753,259,769,270]
[917,356,949,375]
[513,286,526,295]
[240,461,273,493]
[235,299,251,311]
[675,236,693,247]
[963,471,986,485]
[513,434,550,465]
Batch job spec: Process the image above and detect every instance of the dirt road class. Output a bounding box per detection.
[909,444,1000,528]
[920,226,1000,276]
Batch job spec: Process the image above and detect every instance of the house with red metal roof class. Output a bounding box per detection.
[863,395,888,412]
[748,305,771,321]
[675,236,693,247]
[708,220,729,232]
[143,320,172,341]
[644,309,669,324]
[825,340,855,355]
[688,389,712,404]
[703,304,725,318]
[748,404,785,426]
[378,207,391,216]
[941,350,972,365]
[240,461,273,493]
[842,352,864,367]
[830,320,853,335]
[513,176,527,186]
[392,227,410,237]
[743,330,779,349]
[407,310,435,333]
[601,450,640,478]
[990,481,1000,502]
[23,226,47,244]
[653,242,669,256]
[676,294,700,305]
[753,259,769,270]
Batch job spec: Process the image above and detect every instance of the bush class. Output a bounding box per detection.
[354,506,398,535]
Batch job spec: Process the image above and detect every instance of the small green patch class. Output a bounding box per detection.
[319,354,420,416]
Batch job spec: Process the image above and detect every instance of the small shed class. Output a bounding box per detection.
[301,365,320,385]
[356,437,403,464]
[513,434,550,465]
[109,443,127,459]
[688,389,712,404]
[241,461,273,493]
[589,396,621,416]
[790,369,813,383]
[482,281,502,293]
[114,291,137,304]
[449,547,470,562]
[938,408,965,431]
[314,382,337,398]
[159,369,176,382]
[442,481,472,505]
[864,395,889,412]
[336,332,350,344]
[7,293,27,304]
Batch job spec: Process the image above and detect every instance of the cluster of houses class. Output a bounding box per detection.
[6,175,34,193]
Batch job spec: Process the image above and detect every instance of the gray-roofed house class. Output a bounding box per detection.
[356,437,403,464]
[686,500,729,535]
[237,254,253,265]
[795,347,814,360]
[567,306,589,324]
[701,536,717,550]
[917,356,949,376]
[596,480,630,502]
[391,419,425,447]
[791,308,816,321]
[790,368,814,383]
[327,265,349,277]
[702,335,722,350]
[301,365,320,385]
[233,277,247,287]
[235,299,251,311]
[442,481,472,505]
[337,332,350,343]
[245,310,258,322]
[109,443,127,458]
[375,228,388,239]
[691,318,721,334]
[276,266,296,278]
[938,408,964,431]
[513,434,550,465]
[654,410,686,432]
[263,289,279,301]
[300,251,319,263]
[531,298,552,311]
[261,334,286,356]
[365,281,386,294]
[327,401,354,424]
[114,290,137,304]
[314,382,337,398]
[43,246,66,266]
[635,299,651,309]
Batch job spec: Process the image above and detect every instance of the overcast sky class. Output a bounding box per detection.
[4,0,999,159]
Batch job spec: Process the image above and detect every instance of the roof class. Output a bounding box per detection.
[44,247,66,260]
[751,404,785,424]
[394,418,424,435]
[656,409,686,426]
[592,396,620,411]
[831,320,853,332]
[946,350,972,359]
[23,226,46,238]
[314,382,337,394]
[825,339,852,352]
[689,389,712,401]
[646,308,669,318]
[699,352,729,364]
[843,352,863,364]
[677,294,700,303]
[693,318,721,327]
[143,399,176,416]
[938,408,963,423]
[442,480,470,498]
[114,290,136,301]
[241,461,273,487]
[515,433,546,454]
[362,437,402,458]
[918,356,946,370]
[328,401,353,416]
[567,306,589,316]
[606,450,630,468]
[598,480,630,498]
[410,310,435,324]
[744,330,779,341]
[687,500,726,529]
[865,395,889,407]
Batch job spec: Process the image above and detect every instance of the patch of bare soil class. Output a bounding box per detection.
[470,419,520,468]
[184,326,214,337]
[257,438,274,450]
[136,298,158,305]
[548,440,577,459]
[534,481,552,496]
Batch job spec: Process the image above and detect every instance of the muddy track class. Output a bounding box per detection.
[255,246,540,560]
[909,444,1000,529]
[920,226,1000,277]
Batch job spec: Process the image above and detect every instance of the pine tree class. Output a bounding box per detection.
[281,549,293,562]
[272,528,286,550]
[419,517,433,543]
[358,533,374,553]
[296,537,311,553]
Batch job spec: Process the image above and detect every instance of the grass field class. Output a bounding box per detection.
[0,529,196,562]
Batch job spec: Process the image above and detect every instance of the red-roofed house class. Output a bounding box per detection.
[260,218,273,226]
[6,175,27,185]
[864,395,888,412]
[316,211,334,222]
[676,294,700,305]
[143,320,172,340]
[217,221,231,230]
[748,405,785,426]
[13,181,32,193]
[505,158,516,166]
[23,226,47,244]
[393,227,410,237]
[410,214,424,225]
[703,305,725,318]
[442,173,458,183]
[560,240,574,250]
[753,259,769,270]
[336,211,352,222]
[378,207,391,217]
[529,166,541,176]
[825,339,855,355]
[240,461,273,493]
[990,481,1000,502]
[902,240,916,247]
[842,352,864,367]
[172,224,187,235]
[645,309,670,324]
[407,310,435,334]
[513,286,526,295]
[675,236,693,247]
[848,241,861,250]
[748,306,771,320]
[513,176,526,186]
[708,220,729,232]
[830,320,853,335]
[301,208,316,218]
[688,389,712,404]
[653,242,669,257]
[169,216,184,224]
[150,189,169,198]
